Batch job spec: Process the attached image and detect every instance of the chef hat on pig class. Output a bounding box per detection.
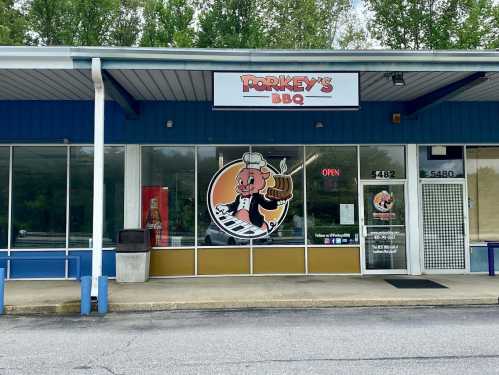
[242,152,266,169]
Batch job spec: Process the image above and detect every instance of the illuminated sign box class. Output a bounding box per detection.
[213,72,359,110]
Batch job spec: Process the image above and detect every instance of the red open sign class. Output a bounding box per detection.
[321,168,341,177]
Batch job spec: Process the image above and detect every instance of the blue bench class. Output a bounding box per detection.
[0,255,81,280]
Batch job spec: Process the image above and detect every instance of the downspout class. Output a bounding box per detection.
[91,58,105,298]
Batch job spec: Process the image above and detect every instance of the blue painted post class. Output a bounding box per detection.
[488,243,495,277]
[98,276,108,314]
[0,268,5,315]
[80,276,92,315]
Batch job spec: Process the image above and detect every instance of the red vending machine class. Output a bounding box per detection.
[142,186,169,247]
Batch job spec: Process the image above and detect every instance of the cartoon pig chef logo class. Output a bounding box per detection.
[207,152,293,239]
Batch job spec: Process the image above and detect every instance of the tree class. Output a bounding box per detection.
[27,0,75,45]
[451,0,499,49]
[265,0,367,49]
[0,0,27,45]
[71,0,119,46]
[366,0,499,49]
[196,0,267,48]
[109,0,143,46]
[140,0,195,47]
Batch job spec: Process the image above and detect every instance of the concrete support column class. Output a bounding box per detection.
[91,58,105,297]
[124,145,141,229]
[406,144,422,275]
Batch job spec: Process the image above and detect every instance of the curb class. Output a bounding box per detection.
[3,297,498,315]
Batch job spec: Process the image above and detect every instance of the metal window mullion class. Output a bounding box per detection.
[303,145,308,274]
[7,146,13,279]
[463,144,471,273]
[357,145,366,274]
[249,145,253,275]
[65,146,70,279]
[194,145,198,276]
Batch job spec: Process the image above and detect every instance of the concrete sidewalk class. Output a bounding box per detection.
[3,275,499,314]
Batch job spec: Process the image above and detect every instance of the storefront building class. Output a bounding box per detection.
[0,48,498,287]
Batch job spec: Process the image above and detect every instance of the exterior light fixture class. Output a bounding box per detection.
[431,145,447,156]
[165,120,174,128]
[391,113,401,124]
[314,121,324,128]
[392,72,405,87]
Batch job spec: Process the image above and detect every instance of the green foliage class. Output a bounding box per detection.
[366,0,499,49]
[28,0,75,45]
[140,0,195,47]
[2,0,498,49]
[0,0,27,45]
[195,0,367,49]
[109,0,143,46]
[196,0,267,48]
[71,0,119,46]
[266,0,357,49]
[28,0,143,46]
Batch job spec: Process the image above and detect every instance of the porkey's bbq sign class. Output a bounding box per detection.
[213,72,359,110]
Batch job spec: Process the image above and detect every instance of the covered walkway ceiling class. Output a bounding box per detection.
[0,47,498,102]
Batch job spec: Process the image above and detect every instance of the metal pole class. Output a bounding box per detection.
[91,58,105,298]
[488,243,495,277]
[98,276,108,314]
[0,268,4,314]
[80,275,92,315]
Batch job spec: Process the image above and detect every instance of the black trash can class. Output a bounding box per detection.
[116,229,151,282]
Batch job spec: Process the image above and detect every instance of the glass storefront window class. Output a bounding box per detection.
[12,147,67,248]
[419,145,464,178]
[103,147,124,247]
[467,146,499,242]
[141,146,195,247]
[251,146,304,245]
[306,146,359,245]
[0,148,9,248]
[198,146,250,246]
[69,146,124,248]
[360,146,406,180]
[69,146,93,248]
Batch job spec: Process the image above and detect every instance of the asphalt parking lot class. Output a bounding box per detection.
[2,306,499,374]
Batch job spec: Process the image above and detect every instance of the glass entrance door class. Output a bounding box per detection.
[361,183,407,273]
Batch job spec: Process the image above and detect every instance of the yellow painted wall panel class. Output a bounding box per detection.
[150,249,195,276]
[253,247,305,274]
[308,247,360,273]
[198,248,250,275]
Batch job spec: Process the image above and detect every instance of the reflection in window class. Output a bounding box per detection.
[467,147,499,242]
[68,146,124,248]
[142,147,195,247]
[306,146,359,245]
[103,147,124,247]
[198,146,250,246]
[0,148,9,248]
[12,147,67,248]
[69,147,93,248]
[251,146,304,245]
[360,146,406,180]
[419,146,464,178]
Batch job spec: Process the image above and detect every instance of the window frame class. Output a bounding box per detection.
[140,144,373,253]
[5,144,126,280]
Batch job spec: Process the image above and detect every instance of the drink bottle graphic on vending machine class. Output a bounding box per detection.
[142,186,169,247]
[146,198,162,246]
